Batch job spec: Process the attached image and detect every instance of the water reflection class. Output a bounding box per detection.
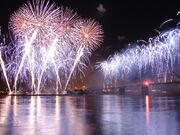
[0,95,180,135]
[145,95,150,127]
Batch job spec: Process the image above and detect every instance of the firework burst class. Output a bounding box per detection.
[98,25,180,87]
[64,19,103,90]
[73,19,104,51]
[0,0,103,94]
[9,0,60,42]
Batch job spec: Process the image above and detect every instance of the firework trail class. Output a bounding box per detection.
[64,19,103,90]
[64,45,85,90]
[159,19,173,28]
[0,51,11,93]
[36,37,58,94]
[28,47,35,92]
[9,0,61,93]
[98,21,180,85]
[0,32,13,94]
[13,31,37,94]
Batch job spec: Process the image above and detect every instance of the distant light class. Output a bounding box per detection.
[144,81,149,86]
[162,91,167,94]
[82,85,86,90]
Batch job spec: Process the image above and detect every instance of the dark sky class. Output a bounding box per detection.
[0,0,179,51]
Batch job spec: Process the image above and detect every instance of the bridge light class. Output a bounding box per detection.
[144,81,149,86]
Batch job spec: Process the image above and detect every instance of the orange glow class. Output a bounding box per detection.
[165,96,168,110]
[162,91,167,94]
[82,85,86,90]
[83,95,86,108]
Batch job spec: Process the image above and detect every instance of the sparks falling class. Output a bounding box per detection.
[98,20,180,86]
[0,0,103,94]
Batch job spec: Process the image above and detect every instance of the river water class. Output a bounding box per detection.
[0,95,180,135]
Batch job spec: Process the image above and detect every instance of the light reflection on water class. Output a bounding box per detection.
[145,95,150,127]
[0,95,180,135]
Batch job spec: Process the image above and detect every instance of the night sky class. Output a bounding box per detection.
[0,0,179,88]
[0,0,179,51]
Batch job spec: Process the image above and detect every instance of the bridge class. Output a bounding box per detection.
[101,81,180,95]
